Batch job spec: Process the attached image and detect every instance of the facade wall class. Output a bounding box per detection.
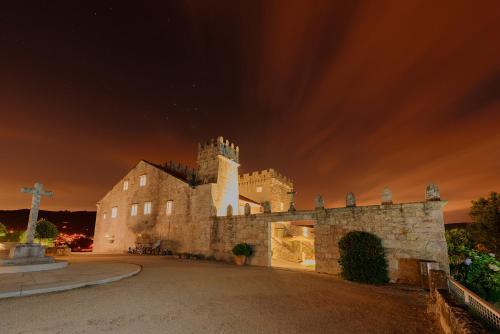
[94,161,197,253]
[239,169,293,212]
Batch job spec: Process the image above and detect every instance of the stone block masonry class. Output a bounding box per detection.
[210,200,449,282]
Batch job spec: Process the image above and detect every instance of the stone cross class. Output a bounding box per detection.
[287,190,297,212]
[21,182,53,243]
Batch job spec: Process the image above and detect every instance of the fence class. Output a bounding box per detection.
[448,277,500,330]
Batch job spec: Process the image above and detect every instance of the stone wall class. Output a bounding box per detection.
[429,289,488,334]
[210,215,270,266]
[208,200,449,282]
[315,201,449,281]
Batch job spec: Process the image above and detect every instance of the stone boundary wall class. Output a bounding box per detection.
[429,289,488,334]
[210,215,270,266]
[316,201,449,281]
[209,201,449,282]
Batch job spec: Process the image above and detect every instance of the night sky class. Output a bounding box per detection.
[1,1,499,223]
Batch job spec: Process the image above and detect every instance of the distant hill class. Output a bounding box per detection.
[0,210,96,236]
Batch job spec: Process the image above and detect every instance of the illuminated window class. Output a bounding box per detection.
[131,204,138,216]
[256,186,262,193]
[280,202,284,211]
[123,180,129,191]
[139,174,147,187]
[103,212,107,219]
[166,200,173,215]
[144,201,152,215]
[111,207,118,219]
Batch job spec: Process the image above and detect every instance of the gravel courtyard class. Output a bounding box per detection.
[0,255,438,334]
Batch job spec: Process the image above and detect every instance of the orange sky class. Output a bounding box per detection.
[1,1,499,222]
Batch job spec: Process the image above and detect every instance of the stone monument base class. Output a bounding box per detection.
[0,244,55,266]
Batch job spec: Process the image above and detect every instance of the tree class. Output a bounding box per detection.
[468,192,500,253]
[0,223,7,237]
[446,228,472,261]
[0,222,7,241]
[35,219,59,240]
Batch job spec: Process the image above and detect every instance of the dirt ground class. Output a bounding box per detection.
[0,255,439,334]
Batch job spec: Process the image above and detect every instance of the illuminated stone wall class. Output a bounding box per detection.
[239,169,293,212]
[315,201,449,282]
[209,200,449,283]
[211,156,239,217]
[93,160,194,253]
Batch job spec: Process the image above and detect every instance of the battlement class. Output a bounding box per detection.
[197,136,239,163]
[160,160,199,186]
[239,168,293,187]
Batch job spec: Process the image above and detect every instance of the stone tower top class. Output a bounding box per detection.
[197,136,239,164]
[197,136,240,184]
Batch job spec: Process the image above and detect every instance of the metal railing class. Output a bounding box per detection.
[448,277,500,330]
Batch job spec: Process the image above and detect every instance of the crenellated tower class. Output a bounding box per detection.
[197,136,240,216]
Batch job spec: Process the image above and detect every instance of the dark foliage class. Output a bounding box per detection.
[468,192,500,253]
[232,243,253,257]
[339,231,389,284]
[35,219,59,239]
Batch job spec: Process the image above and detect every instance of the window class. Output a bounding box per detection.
[144,201,152,215]
[280,202,284,211]
[123,180,129,191]
[103,212,107,219]
[166,200,173,216]
[111,207,118,218]
[139,174,147,187]
[256,186,262,193]
[131,204,138,216]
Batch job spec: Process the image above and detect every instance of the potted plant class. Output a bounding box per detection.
[232,243,253,266]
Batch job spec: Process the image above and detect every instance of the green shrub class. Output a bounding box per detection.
[35,219,59,240]
[232,243,253,257]
[0,223,7,237]
[4,230,24,242]
[338,231,389,284]
[451,249,500,304]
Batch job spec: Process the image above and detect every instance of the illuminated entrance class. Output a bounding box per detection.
[270,220,315,271]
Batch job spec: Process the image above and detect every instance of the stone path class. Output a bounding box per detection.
[0,261,141,298]
[0,254,439,334]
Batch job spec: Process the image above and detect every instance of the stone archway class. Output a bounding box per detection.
[270,220,316,271]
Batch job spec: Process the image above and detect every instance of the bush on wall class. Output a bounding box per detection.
[338,231,389,284]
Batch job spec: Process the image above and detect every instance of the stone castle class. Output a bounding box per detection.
[93,136,292,254]
[93,136,449,283]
